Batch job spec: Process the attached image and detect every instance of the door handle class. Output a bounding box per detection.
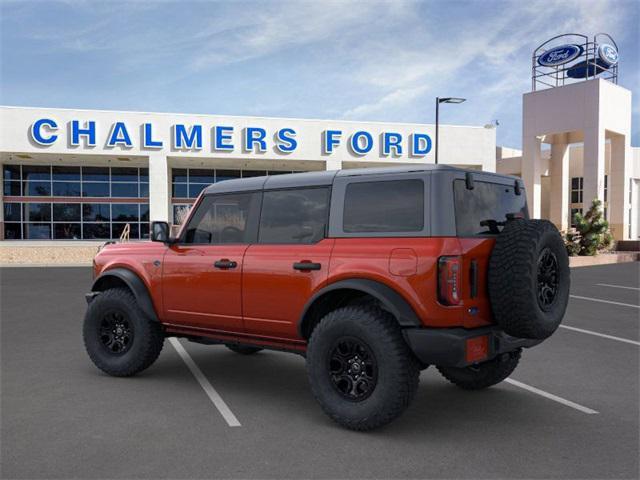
[214,259,237,269]
[293,261,321,271]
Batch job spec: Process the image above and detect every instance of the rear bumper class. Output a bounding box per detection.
[403,326,542,368]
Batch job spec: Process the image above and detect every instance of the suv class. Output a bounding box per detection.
[83,166,570,430]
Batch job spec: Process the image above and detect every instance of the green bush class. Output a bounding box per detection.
[564,199,614,256]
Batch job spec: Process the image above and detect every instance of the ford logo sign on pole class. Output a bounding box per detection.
[537,44,583,67]
[598,44,619,67]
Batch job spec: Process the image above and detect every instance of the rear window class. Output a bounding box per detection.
[454,179,528,236]
[343,179,424,233]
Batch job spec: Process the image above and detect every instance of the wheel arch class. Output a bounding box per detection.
[91,268,159,322]
[298,279,422,339]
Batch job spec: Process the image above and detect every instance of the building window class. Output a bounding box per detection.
[2,164,149,240]
[570,177,583,203]
[570,208,583,228]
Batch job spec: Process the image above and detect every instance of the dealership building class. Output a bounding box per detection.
[0,107,495,241]
[0,33,638,243]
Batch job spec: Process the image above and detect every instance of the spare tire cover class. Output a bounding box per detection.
[488,219,570,339]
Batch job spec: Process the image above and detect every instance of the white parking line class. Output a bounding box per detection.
[570,295,640,309]
[169,338,241,427]
[505,378,599,415]
[596,283,640,291]
[560,324,640,346]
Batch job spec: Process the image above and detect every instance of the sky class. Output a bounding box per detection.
[1,0,638,149]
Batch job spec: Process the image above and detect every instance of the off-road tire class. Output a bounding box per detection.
[306,306,420,431]
[83,287,164,377]
[226,344,263,355]
[437,349,521,390]
[488,219,570,340]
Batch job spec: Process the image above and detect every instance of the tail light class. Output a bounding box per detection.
[438,256,461,305]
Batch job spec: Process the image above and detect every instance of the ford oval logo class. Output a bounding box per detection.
[538,44,583,67]
[598,44,618,66]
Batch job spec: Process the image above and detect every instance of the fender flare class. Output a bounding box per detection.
[298,278,422,337]
[91,268,159,322]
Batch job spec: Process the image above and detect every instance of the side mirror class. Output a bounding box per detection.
[151,221,170,243]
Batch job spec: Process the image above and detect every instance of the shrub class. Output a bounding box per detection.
[564,199,614,256]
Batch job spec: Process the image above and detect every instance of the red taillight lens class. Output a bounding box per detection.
[438,256,462,305]
[465,335,489,363]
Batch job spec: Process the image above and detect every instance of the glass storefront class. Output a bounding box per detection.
[3,165,149,240]
[2,164,307,237]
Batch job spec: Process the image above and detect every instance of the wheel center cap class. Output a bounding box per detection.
[116,327,123,335]
[351,362,361,373]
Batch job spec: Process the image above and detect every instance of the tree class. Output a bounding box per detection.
[564,199,614,256]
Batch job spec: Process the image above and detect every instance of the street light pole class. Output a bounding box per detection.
[434,97,466,165]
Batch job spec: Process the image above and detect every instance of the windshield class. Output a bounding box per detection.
[453,179,528,236]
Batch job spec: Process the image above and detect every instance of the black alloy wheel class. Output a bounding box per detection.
[537,247,559,310]
[328,337,378,402]
[99,310,134,355]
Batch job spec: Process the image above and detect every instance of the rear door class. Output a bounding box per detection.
[242,187,333,340]
[162,192,260,333]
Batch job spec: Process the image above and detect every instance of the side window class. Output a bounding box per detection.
[343,179,424,233]
[259,188,330,244]
[182,193,259,244]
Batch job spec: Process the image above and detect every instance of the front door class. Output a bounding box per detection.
[242,187,333,340]
[162,191,260,333]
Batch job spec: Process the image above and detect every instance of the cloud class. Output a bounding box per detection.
[1,0,637,147]
[338,0,635,124]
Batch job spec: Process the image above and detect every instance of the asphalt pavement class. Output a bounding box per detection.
[1,262,638,479]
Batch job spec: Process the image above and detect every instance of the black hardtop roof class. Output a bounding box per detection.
[203,165,518,195]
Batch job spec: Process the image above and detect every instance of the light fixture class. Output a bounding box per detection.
[435,96,467,164]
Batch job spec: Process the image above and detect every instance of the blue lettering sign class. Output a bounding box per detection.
[107,122,133,147]
[350,131,373,155]
[275,128,297,153]
[382,132,403,156]
[71,120,96,147]
[143,123,163,148]
[214,126,234,151]
[173,124,203,150]
[244,127,267,152]
[411,133,432,156]
[323,130,342,154]
[30,118,58,145]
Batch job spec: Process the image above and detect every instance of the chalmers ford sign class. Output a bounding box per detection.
[29,118,433,157]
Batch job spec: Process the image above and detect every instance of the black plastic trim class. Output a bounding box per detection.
[403,326,542,368]
[298,278,422,337]
[90,268,159,322]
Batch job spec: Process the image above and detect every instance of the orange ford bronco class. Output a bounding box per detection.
[84,166,570,430]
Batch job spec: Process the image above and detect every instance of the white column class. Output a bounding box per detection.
[522,135,542,218]
[549,135,570,231]
[609,134,631,240]
[325,159,342,171]
[582,126,605,212]
[148,153,170,223]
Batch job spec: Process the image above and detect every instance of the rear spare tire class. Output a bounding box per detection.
[488,219,569,340]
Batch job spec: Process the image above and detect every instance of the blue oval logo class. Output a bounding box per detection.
[598,44,618,66]
[538,44,583,67]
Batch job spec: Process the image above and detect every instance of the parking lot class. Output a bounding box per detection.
[1,262,638,479]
